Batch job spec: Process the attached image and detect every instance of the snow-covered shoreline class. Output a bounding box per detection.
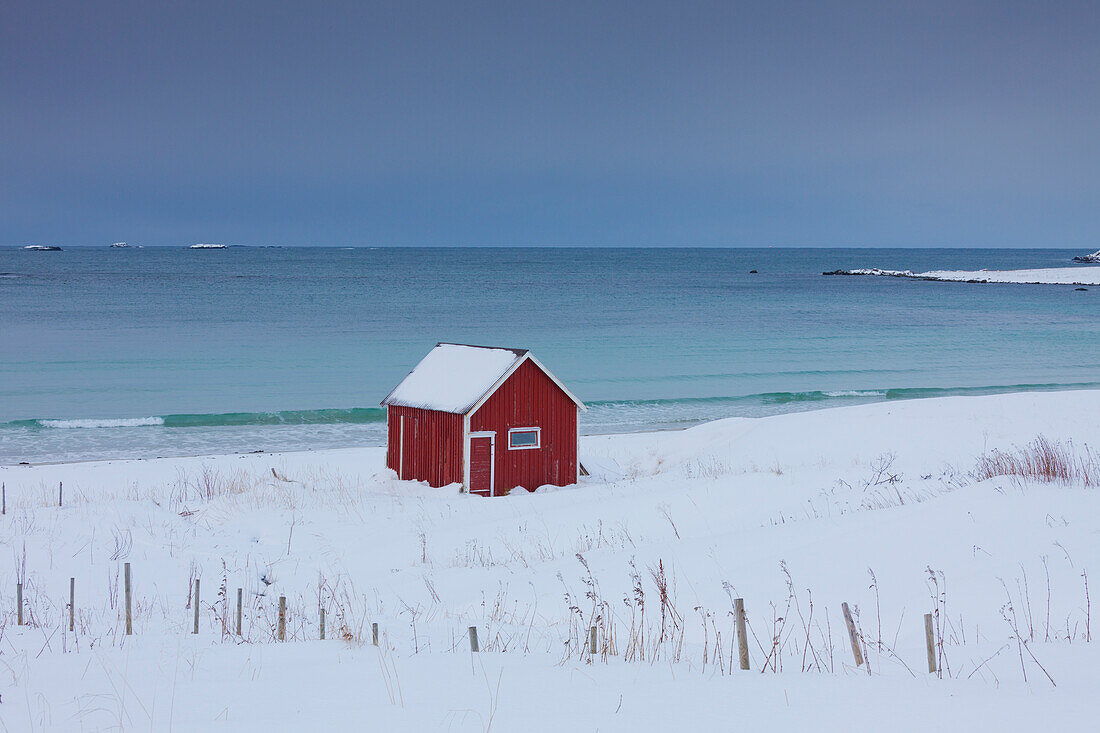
[3,390,1100,731]
[7,388,1094,487]
[824,266,1100,285]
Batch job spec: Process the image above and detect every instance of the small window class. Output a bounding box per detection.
[508,427,541,450]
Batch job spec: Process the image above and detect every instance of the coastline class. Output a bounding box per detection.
[7,381,1100,467]
[824,265,1100,285]
[4,387,1097,481]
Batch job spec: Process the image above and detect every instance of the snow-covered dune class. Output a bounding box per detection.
[2,390,1099,731]
[825,266,1100,285]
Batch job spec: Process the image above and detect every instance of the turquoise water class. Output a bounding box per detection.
[1,247,1097,463]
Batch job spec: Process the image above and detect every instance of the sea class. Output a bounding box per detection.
[1,247,1097,464]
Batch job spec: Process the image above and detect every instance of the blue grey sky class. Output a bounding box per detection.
[2,1,1097,247]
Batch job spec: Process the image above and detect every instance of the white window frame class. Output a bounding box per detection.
[507,427,541,450]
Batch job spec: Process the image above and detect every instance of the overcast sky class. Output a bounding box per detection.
[2,1,1098,246]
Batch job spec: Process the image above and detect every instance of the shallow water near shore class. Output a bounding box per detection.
[1,246,1097,463]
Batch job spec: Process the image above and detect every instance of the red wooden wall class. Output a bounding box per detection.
[469,359,578,492]
[385,405,464,487]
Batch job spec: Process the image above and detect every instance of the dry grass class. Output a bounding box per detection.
[974,436,1098,488]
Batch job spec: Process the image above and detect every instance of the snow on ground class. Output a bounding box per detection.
[825,266,1100,285]
[1,391,1099,731]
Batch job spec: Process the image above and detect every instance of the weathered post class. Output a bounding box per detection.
[235,588,243,636]
[468,626,479,652]
[278,596,286,641]
[924,613,937,673]
[124,562,132,635]
[193,579,200,634]
[58,481,63,507]
[69,577,75,632]
[734,598,750,670]
[372,621,379,646]
[841,602,863,667]
[16,582,22,626]
[589,626,598,660]
[2,482,6,514]
[320,607,326,640]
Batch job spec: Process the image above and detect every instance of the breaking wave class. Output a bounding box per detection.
[5,382,1099,434]
[589,381,1100,410]
[36,417,166,429]
[8,408,387,430]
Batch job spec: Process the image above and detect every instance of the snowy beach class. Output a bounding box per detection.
[2,390,1099,731]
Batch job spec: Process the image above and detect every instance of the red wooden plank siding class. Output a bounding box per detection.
[469,359,578,492]
[385,405,464,487]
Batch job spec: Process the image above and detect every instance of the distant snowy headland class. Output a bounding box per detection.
[824,266,1100,286]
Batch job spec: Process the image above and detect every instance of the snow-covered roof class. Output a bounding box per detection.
[381,343,586,414]
[381,344,528,413]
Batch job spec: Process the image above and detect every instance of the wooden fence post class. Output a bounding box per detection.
[320,607,326,640]
[69,577,75,632]
[589,626,597,660]
[2,482,6,514]
[468,626,479,652]
[924,613,937,673]
[278,596,286,641]
[58,481,63,507]
[16,582,22,626]
[841,602,863,667]
[236,588,242,636]
[734,598,750,670]
[193,579,200,634]
[124,563,132,635]
[372,622,379,646]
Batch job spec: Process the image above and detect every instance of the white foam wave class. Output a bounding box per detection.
[824,390,887,398]
[38,417,165,429]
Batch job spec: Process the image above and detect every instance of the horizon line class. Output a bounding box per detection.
[1,243,1093,251]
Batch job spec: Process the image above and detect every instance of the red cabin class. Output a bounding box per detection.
[381,343,586,495]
